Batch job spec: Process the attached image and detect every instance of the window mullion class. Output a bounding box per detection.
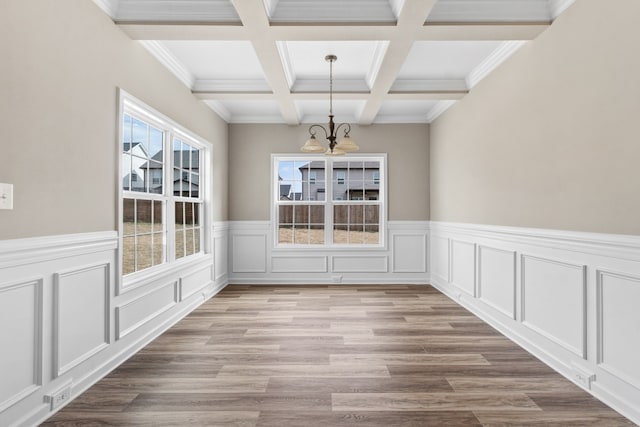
[165,134,175,263]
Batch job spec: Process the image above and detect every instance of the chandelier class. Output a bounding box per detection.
[301,55,359,156]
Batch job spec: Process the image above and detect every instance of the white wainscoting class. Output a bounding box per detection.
[0,228,228,427]
[228,221,429,284]
[429,221,640,425]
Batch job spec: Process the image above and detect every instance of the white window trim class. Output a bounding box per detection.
[117,89,213,294]
[271,153,387,250]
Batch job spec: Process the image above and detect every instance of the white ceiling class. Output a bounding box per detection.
[94,0,575,124]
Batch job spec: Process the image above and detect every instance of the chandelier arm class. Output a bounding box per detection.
[334,122,352,137]
[308,124,329,140]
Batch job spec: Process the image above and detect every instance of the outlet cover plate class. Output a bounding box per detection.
[0,183,13,210]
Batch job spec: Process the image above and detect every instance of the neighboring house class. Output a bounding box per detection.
[141,150,200,197]
[122,142,148,192]
[299,161,380,201]
[279,183,292,200]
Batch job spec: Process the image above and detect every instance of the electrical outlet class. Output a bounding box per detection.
[0,183,13,210]
[571,364,595,389]
[46,383,72,410]
[331,275,343,283]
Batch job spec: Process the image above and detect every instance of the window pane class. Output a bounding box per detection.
[122,236,135,275]
[279,205,293,225]
[189,173,199,198]
[192,203,200,227]
[175,202,184,230]
[136,234,152,271]
[185,228,195,256]
[149,127,163,159]
[136,199,152,230]
[152,200,163,233]
[365,224,379,244]
[132,118,149,154]
[194,228,201,253]
[294,205,309,226]
[350,205,364,225]
[278,224,293,244]
[348,229,365,244]
[123,114,132,145]
[173,140,182,169]
[293,227,309,245]
[122,153,132,191]
[123,199,135,235]
[152,232,164,266]
[148,160,163,194]
[175,229,185,259]
[184,203,194,229]
[333,226,348,244]
[334,205,348,225]
[309,225,324,244]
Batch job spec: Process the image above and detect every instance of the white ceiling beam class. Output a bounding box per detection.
[230,0,299,125]
[358,0,438,125]
[193,91,467,101]
[118,22,548,42]
[118,24,247,41]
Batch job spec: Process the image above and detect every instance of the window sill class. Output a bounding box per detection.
[119,252,212,295]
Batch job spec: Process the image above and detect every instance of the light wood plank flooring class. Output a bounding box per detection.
[42,285,634,426]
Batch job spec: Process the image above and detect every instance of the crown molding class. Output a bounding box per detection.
[92,0,119,17]
[549,0,575,20]
[390,79,468,92]
[425,100,456,123]
[292,79,370,93]
[193,79,272,93]
[466,40,526,89]
[140,41,195,89]
[203,100,231,123]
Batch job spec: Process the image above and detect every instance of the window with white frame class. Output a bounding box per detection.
[121,94,208,276]
[274,155,384,246]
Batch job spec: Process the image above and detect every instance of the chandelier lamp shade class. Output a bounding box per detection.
[301,55,359,156]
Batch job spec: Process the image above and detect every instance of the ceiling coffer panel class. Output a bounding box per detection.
[114,0,241,23]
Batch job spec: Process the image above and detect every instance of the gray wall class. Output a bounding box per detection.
[430,0,640,235]
[0,0,229,240]
[229,123,429,221]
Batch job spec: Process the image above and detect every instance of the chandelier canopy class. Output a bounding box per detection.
[301,55,359,156]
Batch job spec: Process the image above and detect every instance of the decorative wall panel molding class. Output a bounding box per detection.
[429,221,640,425]
[332,255,388,273]
[181,265,213,301]
[392,234,427,273]
[431,235,450,283]
[450,240,476,297]
[596,270,640,390]
[521,255,587,358]
[0,279,43,413]
[272,256,328,273]
[232,232,267,273]
[53,263,111,377]
[228,221,430,284]
[116,281,178,339]
[477,245,516,319]
[0,229,225,427]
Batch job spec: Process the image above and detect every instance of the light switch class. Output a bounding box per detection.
[0,183,13,210]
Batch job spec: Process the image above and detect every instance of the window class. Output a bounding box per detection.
[120,93,209,277]
[274,155,384,246]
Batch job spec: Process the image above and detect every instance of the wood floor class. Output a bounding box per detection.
[42,285,634,426]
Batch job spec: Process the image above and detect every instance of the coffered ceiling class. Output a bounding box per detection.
[93,0,575,124]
